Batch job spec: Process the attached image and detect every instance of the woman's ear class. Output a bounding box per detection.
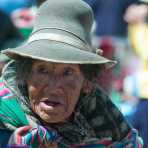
[82,79,93,94]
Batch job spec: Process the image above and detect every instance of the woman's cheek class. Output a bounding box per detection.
[65,76,82,90]
[28,85,38,97]
[28,78,47,96]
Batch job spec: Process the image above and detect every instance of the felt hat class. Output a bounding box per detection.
[2,0,116,68]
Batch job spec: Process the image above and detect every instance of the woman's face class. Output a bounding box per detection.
[27,60,85,123]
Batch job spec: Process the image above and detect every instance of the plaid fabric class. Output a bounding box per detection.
[70,129,143,148]
[7,125,60,148]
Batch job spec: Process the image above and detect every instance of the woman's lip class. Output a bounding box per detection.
[40,102,54,110]
[41,99,64,106]
[44,100,61,106]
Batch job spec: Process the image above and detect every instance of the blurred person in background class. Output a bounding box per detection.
[11,8,36,39]
[0,0,45,75]
[0,0,36,75]
[9,0,46,39]
[0,10,24,74]
[84,0,138,37]
[124,0,148,147]
[0,10,22,50]
[95,37,116,93]
[0,0,34,15]
[84,0,138,94]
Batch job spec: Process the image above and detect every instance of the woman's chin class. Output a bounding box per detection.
[40,113,67,123]
[37,107,68,123]
[33,102,72,123]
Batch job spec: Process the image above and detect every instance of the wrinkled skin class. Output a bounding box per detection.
[27,60,90,123]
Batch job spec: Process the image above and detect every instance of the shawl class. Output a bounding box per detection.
[0,60,143,147]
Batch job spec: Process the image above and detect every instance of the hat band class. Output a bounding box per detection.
[28,33,92,52]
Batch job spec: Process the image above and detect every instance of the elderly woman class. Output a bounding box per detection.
[0,0,143,147]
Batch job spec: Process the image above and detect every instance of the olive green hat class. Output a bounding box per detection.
[2,0,116,68]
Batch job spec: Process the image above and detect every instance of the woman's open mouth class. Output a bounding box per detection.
[40,99,63,109]
[43,100,61,107]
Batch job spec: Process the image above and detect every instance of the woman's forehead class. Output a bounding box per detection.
[32,60,80,69]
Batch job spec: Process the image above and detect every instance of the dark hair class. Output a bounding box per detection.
[80,64,103,81]
[16,58,33,85]
[14,58,33,101]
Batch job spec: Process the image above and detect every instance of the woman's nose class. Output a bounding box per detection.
[44,75,64,93]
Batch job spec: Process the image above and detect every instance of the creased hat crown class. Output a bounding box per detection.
[33,0,94,44]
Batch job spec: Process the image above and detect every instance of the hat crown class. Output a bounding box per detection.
[2,0,114,68]
[32,0,94,44]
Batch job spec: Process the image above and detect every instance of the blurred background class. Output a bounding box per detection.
[0,0,147,147]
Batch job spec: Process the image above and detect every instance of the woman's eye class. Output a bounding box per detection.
[37,67,49,74]
[63,68,74,76]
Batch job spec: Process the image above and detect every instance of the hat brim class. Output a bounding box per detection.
[2,40,116,68]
